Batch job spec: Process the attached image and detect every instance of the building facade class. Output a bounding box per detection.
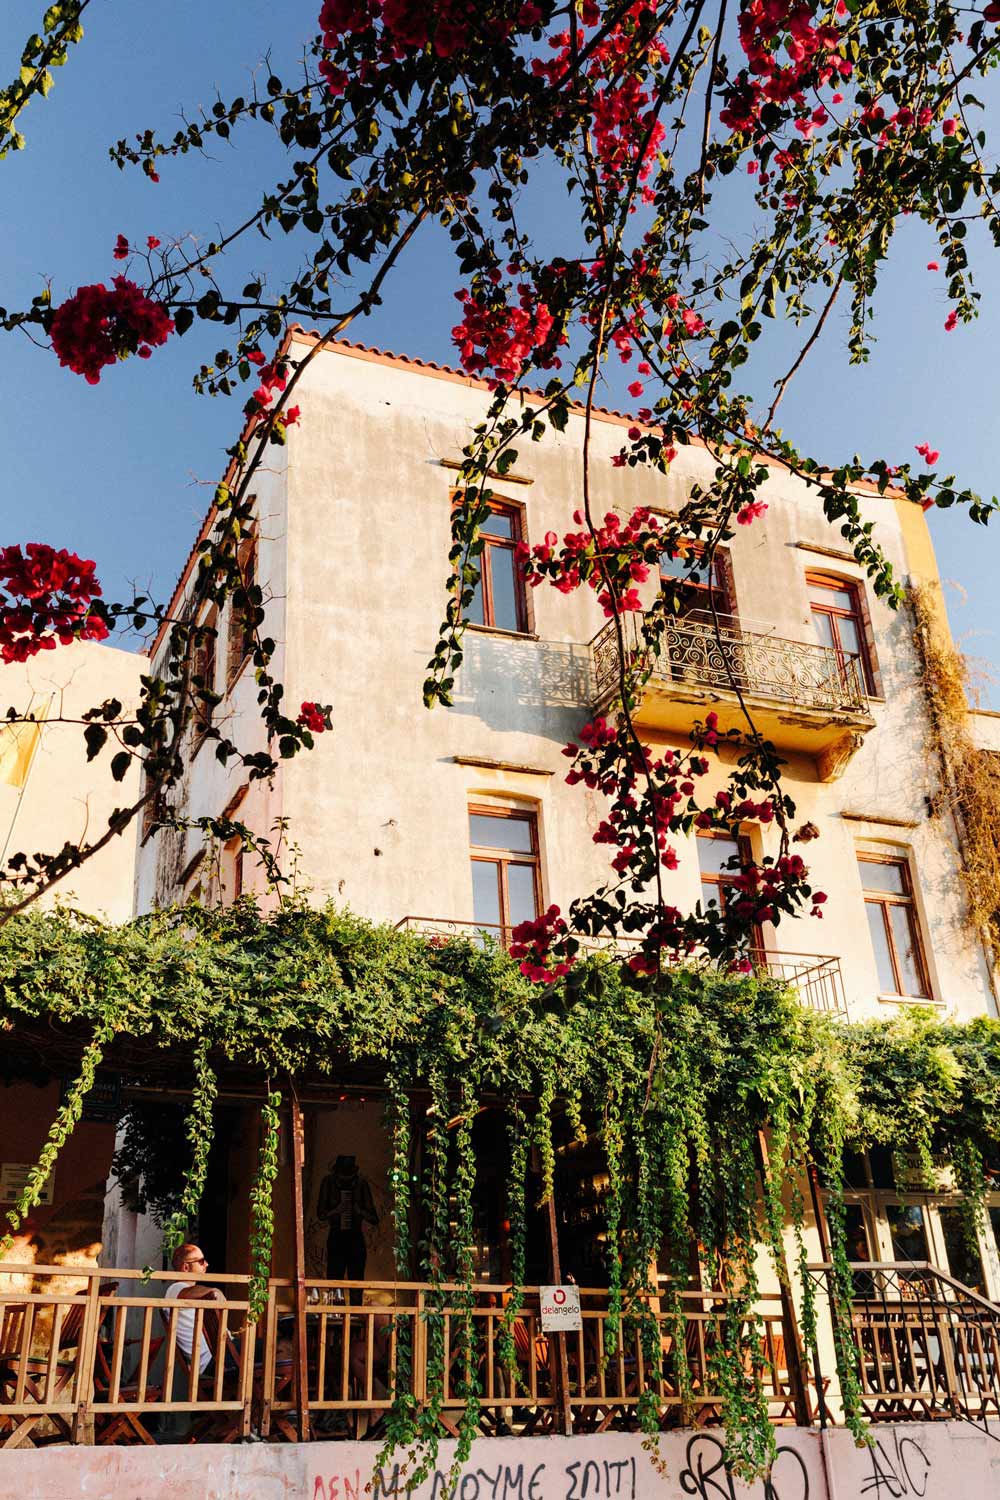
[129,333,1000,1298]
[6,342,1000,1486]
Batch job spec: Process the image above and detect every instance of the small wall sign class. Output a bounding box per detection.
[0,1162,54,1206]
[540,1283,582,1331]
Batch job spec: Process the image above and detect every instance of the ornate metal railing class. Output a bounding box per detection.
[591,613,869,713]
[395,920,847,1016]
[394,916,639,957]
[806,1262,1000,1429]
[756,951,847,1016]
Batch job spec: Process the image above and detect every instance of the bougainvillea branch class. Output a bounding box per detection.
[1,1,999,960]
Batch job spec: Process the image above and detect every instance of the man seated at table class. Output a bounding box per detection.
[165,1243,234,1375]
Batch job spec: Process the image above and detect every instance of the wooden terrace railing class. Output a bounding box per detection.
[6,1264,998,1446]
[1,1269,805,1446]
[807,1261,1000,1428]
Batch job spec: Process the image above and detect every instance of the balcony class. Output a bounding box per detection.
[396,919,847,1016]
[590,613,875,778]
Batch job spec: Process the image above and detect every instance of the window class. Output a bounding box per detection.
[220,837,244,905]
[858,854,931,999]
[660,545,735,623]
[190,610,217,744]
[697,830,751,914]
[937,1206,987,1295]
[462,500,528,634]
[885,1203,930,1262]
[140,777,165,841]
[807,573,876,693]
[469,806,540,943]
[226,531,258,686]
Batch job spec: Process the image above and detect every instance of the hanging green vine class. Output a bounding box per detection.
[247,1084,281,1321]
[3,902,1000,1477]
[0,1008,118,1256]
[161,1037,218,1261]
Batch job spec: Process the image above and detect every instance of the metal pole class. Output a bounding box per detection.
[543,1180,573,1435]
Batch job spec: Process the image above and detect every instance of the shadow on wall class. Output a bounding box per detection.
[444,633,595,739]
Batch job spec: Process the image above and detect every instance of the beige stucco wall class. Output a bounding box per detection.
[0,639,144,922]
[134,459,288,914]
[136,340,997,1024]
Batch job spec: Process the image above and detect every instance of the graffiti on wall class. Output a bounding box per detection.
[307,1424,948,1500]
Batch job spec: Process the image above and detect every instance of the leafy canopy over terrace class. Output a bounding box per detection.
[3,901,1000,1473]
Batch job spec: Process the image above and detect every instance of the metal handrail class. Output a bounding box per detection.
[590,612,870,713]
[395,920,848,1015]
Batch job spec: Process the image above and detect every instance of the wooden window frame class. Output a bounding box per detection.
[140,776,165,843]
[469,804,541,944]
[223,836,244,904]
[226,530,258,689]
[659,543,738,626]
[807,571,879,695]
[696,828,753,913]
[191,607,218,749]
[858,852,932,1000]
[456,496,530,635]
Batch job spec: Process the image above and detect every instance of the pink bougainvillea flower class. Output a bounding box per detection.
[0,543,108,663]
[147,236,161,250]
[297,701,329,733]
[627,380,644,398]
[944,309,958,331]
[284,406,301,426]
[50,278,174,384]
[113,234,130,261]
[915,442,940,466]
[927,261,939,271]
[942,117,957,136]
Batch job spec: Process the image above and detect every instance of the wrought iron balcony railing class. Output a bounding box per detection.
[395,919,847,1016]
[591,612,869,715]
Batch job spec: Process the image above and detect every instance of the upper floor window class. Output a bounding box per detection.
[226,531,258,687]
[858,853,931,999]
[697,829,749,914]
[660,545,735,624]
[463,500,528,634]
[191,609,217,745]
[807,573,876,693]
[469,805,540,942]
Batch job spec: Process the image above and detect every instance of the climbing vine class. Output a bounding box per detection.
[910,582,1000,970]
[2,901,1000,1474]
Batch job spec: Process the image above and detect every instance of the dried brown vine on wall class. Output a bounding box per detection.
[910,583,1000,966]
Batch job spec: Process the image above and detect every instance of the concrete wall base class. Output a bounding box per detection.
[2,1424,999,1500]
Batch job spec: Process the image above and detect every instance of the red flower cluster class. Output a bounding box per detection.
[532,1,669,196]
[244,352,301,429]
[297,701,330,733]
[50,278,174,384]
[915,442,940,467]
[509,905,576,984]
[0,543,108,663]
[719,0,851,137]
[451,284,559,386]
[737,499,768,526]
[728,854,827,924]
[518,506,665,614]
[318,0,543,73]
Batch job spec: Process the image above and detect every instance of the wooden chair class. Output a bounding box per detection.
[159,1299,246,1443]
[0,1293,88,1448]
[92,1295,165,1446]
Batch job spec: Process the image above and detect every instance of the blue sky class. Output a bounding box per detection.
[2,2,998,701]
